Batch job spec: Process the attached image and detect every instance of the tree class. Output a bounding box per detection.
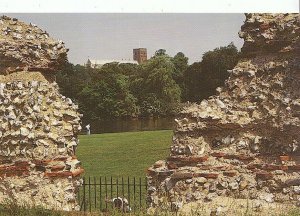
[183,42,240,102]
[154,49,167,57]
[201,42,239,86]
[56,63,92,103]
[56,43,240,121]
[78,63,139,121]
[171,52,189,97]
[182,62,202,101]
[134,55,181,116]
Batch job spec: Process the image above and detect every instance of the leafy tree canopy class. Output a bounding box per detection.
[154,49,167,57]
[183,42,240,102]
[56,43,240,122]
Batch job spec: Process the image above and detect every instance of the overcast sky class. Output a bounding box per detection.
[7,13,245,64]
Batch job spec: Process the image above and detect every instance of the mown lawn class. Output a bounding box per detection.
[76,130,172,178]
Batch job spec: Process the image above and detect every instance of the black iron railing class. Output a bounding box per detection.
[77,176,148,213]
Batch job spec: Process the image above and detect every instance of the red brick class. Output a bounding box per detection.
[171,172,193,180]
[236,154,254,161]
[247,164,259,170]
[72,168,84,177]
[14,161,30,166]
[0,166,9,171]
[3,171,29,177]
[197,165,211,170]
[288,165,300,171]
[263,164,280,171]
[50,165,65,172]
[280,165,289,171]
[194,173,219,179]
[0,159,12,164]
[248,163,289,171]
[211,152,226,158]
[33,159,51,166]
[147,169,156,176]
[189,156,209,163]
[263,164,288,171]
[44,171,72,178]
[0,164,30,177]
[214,165,231,171]
[256,171,273,180]
[53,156,69,161]
[196,165,231,171]
[223,171,237,177]
[223,154,254,161]
[167,156,209,163]
[157,170,174,177]
[167,161,178,169]
[0,166,29,172]
[279,156,290,162]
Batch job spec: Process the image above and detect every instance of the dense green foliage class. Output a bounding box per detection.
[57,43,240,122]
[183,42,240,102]
[135,55,181,116]
[78,63,139,120]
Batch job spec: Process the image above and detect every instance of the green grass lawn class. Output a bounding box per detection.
[77,130,172,178]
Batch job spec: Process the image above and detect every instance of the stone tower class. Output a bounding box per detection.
[133,48,147,64]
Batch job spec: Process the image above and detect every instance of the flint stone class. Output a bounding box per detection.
[293,186,300,194]
[286,178,300,186]
[20,127,30,136]
[259,193,274,203]
[205,193,216,202]
[229,181,239,190]
[196,177,207,184]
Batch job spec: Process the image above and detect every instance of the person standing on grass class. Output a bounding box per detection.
[86,124,91,135]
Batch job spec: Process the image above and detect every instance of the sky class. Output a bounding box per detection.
[7,13,245,65]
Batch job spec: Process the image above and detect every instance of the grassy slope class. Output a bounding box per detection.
[76,130,172,178]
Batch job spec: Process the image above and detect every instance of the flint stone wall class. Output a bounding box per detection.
[0,15,68,74]
[0,16,83,211]
[147,13,300,214]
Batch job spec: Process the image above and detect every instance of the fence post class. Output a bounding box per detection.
[105,176,108,211]
[145,177,148,207]
[79,175,147,213]
[133,177,136,213]
[127,176,130,210]
[116,177,119,199]
[94,176,97,209]
[110,176,113,209]
[139,177,142,210]
[89,176,91,212]
[83,177,86,212]
[100,177,102,211]
[122,177,124,212]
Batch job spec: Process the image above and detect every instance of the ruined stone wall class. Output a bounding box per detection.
[0,15,68,74]
[147,13,300,214]
[0,16,83,211]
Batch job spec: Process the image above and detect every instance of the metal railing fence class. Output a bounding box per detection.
[77,176,148,213]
